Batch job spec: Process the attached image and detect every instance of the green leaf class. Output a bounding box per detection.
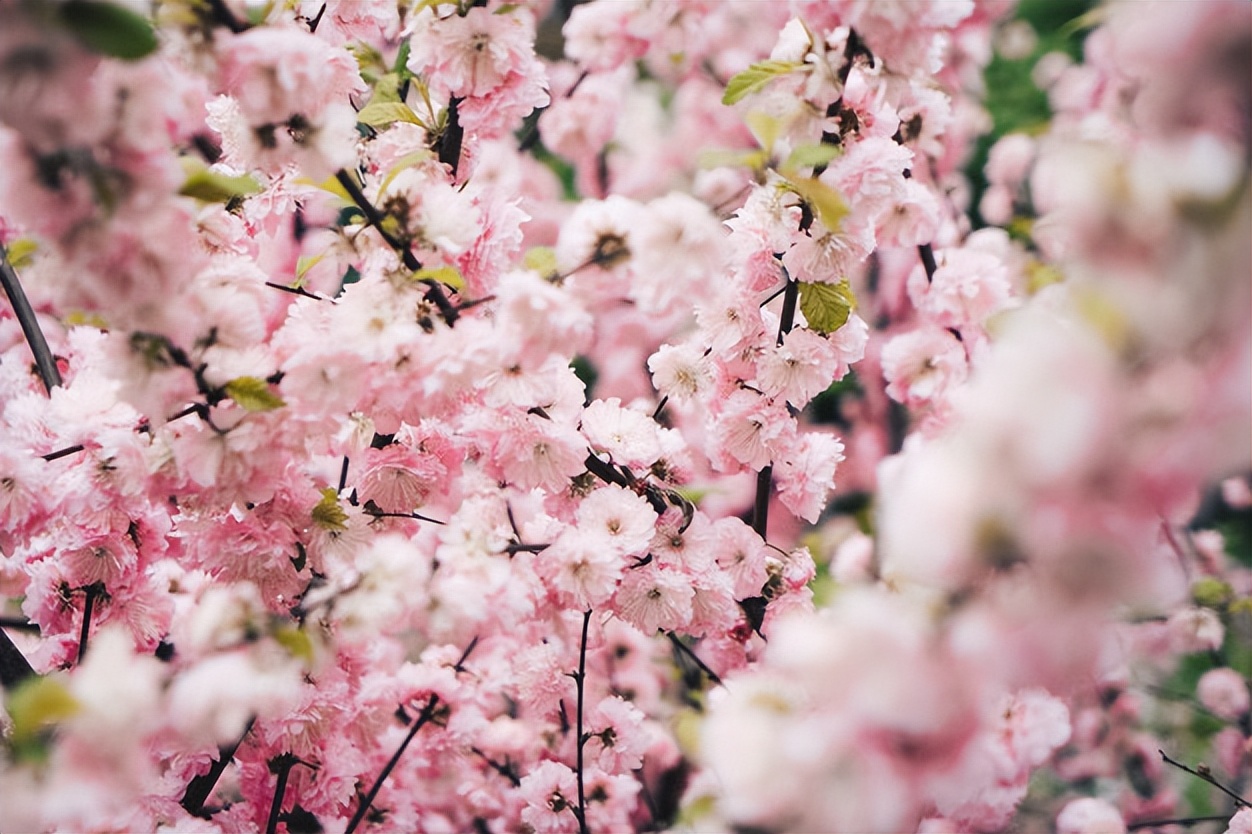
[7,676,80,745]
[274,626,314,664]
[722,60,801,105]
[412,265,464,292]
[58,0,158,61]
[523,246,558,279]
[394,39,412,75]
[179,165,263,203]
[379,150,433,197]
[5,238,38,270]
[356,101,423,129]
[697,148,769,171]
[783,175,850,233]
[370,72,404,104]
[294,254,324,283]
[744,111,786,151]
[784,143,843,171]
[224,376,285,412]
[798,279,857,335]
[311,487,348,532]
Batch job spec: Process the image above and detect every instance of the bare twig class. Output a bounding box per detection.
[1159,749,1250,808]
[1,246,61,393]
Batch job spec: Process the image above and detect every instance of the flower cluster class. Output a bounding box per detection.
[0,1,1248,833]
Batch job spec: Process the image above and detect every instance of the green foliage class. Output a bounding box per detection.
[967,0,1096,226]
[798,279,857,335]
[412,265,465,292]
[6,675,79,761]
[722,60,802,105]
[311,487,348,532]
[179,164,263,203]
[784,143,843,171]
[224,376,285,412]
[781,175,850,234]
[356,101,423,129]
[58,0,158,61]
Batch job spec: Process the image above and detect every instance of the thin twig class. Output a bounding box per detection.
[265,754,298,834]
[333,171,459,325]
[362,506,445,525]
[574,609,591,834]
[1128,815,1235,831]
[1159,749,1250,808]
[503,542,550,554]
[344,696,441,834]
[1,246,61,394]
[42,444,85,462]
[77,584,101,664]
[750,274,800,539]
[265,281,328,302]
[181,716,256,817]
[666,633,723,686]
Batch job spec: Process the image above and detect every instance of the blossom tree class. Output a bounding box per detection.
[0,0,1248,832]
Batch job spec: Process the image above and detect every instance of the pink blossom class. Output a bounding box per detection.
[882,325,968,409]
[1166,607,1225,654]
[1227,807,1252,834]
[648,342,714,403]
[576,483,658,557]
[409,7,541,100]
[774,431,845,523]
[518,760,580,833]
[580,398,663,469]
[613,563,695,634]
[562,1,657,73]
[538,527,625,610]
[756,327,840,408]
[1197,668,1251,721]
[489,412,587,493]
[710,388,794,472]
[907,246,1014,330]
[712,516,769,599]
[1056,798,1126,834]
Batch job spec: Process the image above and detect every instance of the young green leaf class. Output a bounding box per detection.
[412,265,465,292]
[783,175,850,232]
[784,143,843,171]
[798,279,857,335]
[179,166,263,203]
[311,487,349,532]
[7,676,80,746]
[224,377,285,412]
[379,150,434,197]
[58,0,158,61]
[294,254,325,284]
[274,626,315,664]
[722,60,801,105]
[370,72,404,104]
[4,238,38,270]
[356,101,424,129]
[523,247,559,279]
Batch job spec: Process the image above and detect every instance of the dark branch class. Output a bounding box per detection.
[1159,749,1250,808]
[666,633,723,687]
[42,444,85,462]
[0,628,36,689]
[573,610,591,834]
[2,246,61,394]
[345,696,441,834]
[181,717,256,817]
